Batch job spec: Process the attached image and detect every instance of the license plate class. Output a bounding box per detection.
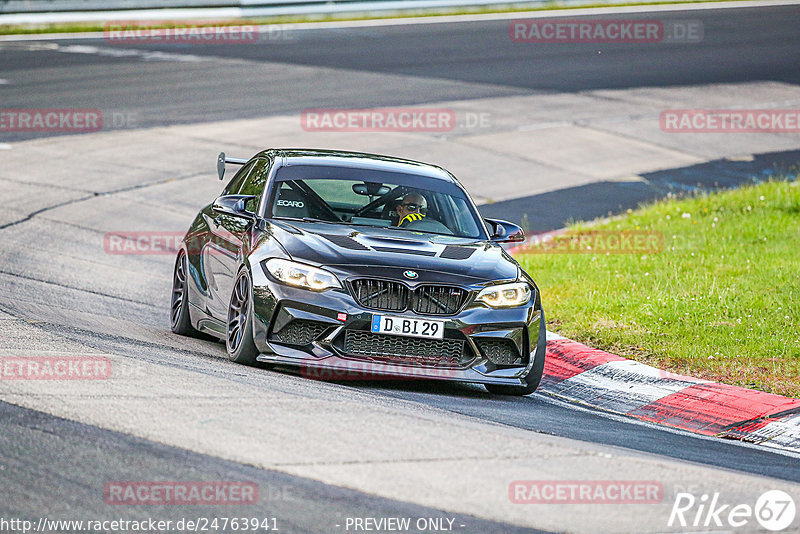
[371,314,444,339]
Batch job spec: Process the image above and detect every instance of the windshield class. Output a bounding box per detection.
[266,165,486,239]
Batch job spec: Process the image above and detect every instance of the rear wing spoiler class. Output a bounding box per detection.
[217,152,248,181]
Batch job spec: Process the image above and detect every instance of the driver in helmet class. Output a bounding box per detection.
[395,193,427,227]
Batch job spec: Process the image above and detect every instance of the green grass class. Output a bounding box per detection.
[517,178,800,397]
[0,0,750,35]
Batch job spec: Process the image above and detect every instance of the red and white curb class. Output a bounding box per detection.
[542,331,800,454]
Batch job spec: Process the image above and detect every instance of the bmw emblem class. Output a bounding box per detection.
[403,270,419,279]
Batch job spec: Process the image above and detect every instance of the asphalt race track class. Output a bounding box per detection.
[1,3,800,533]
[1,3,800,140]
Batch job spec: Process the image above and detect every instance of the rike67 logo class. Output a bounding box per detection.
[669,490,796,531]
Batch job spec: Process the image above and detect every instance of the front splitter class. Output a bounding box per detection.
[255,352,529,386]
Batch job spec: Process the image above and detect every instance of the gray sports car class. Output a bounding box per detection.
[170,148,545,395]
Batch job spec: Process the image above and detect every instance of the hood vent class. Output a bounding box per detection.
[372,246,436,257]
[319,233,370,251]
[440,246,475,260]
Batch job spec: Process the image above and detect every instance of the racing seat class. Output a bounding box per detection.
[273,187,310,219]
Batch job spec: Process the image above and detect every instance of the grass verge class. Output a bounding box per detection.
[516,178,800,397]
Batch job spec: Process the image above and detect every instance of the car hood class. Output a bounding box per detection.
[268,221,519,284]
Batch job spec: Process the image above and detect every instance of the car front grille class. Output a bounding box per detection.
[342,330,464,367]
[351,279,408,312]
[411,286,468,315]
[270,319,329,346]
[476,338,521,365]
[350,279,468,315]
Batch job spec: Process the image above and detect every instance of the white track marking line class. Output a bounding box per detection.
[57,44,204,62]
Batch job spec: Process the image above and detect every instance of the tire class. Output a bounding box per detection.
[226,268,260,365]
[170,250,202,337]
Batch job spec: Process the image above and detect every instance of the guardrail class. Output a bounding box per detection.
[0,0,650,23]
[0,0,617,14]
[0,1,296,12]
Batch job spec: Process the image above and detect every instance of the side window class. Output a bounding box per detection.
[238,159,270,212]
[222,161,255,196]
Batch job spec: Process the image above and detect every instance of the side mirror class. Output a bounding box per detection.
[485,218,524,243]
[213,195,257,219]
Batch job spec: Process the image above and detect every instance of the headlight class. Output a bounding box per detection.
[264,258,341,291]
[476,282,532,308]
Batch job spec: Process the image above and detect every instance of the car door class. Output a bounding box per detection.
[203,160,262,320]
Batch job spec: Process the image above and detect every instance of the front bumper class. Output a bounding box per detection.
[250,266,545,386]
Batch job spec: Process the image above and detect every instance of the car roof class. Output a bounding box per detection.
[254,148,457,183]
